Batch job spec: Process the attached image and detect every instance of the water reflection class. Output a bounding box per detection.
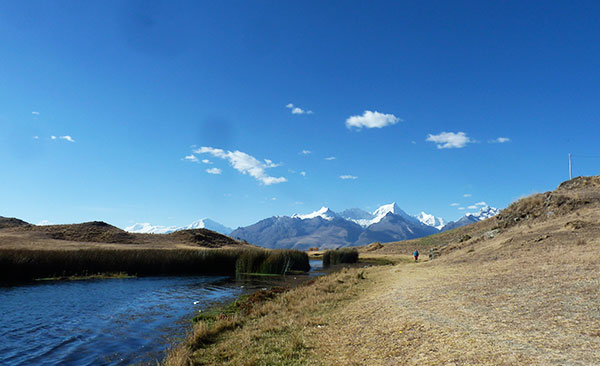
[0,260,324,365]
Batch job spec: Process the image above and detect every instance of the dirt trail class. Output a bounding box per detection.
[312,246,600,365]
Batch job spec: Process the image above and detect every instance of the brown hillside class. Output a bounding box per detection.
[367,175,600,259]
[0,216,31,229]
[35,221,137,244]
[167,229,242,248]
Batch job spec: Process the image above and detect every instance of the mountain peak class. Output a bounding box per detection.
[417,211,446,230]
[292,206,338,221]
[372,202,416,224]
[372,202,400,217]
[466,205,499,220]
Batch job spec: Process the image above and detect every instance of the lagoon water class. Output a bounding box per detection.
[0,260,323,366]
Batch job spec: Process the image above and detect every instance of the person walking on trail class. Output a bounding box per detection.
[413,249,419,262]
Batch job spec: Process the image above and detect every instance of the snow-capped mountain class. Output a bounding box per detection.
[231,203,441,249]
[338,203,420,228]
[417,212,446,230]
[371,202,417,224]
[292,207,338,221]
[124,223,179,234]
[466,205,500,220]
[338,208,373,221]
[125,218,233,236]
[185,218,233,234]
[441,205,499,232]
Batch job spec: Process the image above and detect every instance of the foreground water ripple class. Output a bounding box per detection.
[0,260,323,366]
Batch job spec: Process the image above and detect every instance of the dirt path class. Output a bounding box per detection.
[311,255,600,365]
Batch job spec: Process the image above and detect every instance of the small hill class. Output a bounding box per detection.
[36,221,137,244]
[166,228,240,248]
[0,216,30,229]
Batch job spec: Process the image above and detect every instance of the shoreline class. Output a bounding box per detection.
[162,256,392,365]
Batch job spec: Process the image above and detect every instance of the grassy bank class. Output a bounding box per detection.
[0,248,309,282]
[163,266,368,366]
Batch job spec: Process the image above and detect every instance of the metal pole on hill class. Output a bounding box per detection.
[569,153,572,180]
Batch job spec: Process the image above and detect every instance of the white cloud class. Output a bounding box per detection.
[475,201,487,206]
[468,205,478,209]
[300,150,312,155]
[490,137,510,143]
[426,131,471,149]
[294,201,304,205]
[32,111,40,115]
[300,171,306,176]
[37,220,54,225]
[340,175,358,180]
[324,156,336,161]
[195,147,287,185]
[286,103,313,115]
[184,154,199,163]
[33,136,39,140]
[346,110,400,129]
[59,136,75,143]
[51,136,57,140]
[450,203,460,206]
[458,207,466,210]
[463,193,472,197]
[264,159,280,168]
[201,159,212,164]
[206,167,222,175]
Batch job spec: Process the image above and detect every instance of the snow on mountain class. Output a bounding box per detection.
[466,205,500,220]
[339,208,373,221]
[339,208,375,227]
[371,202,417,225]
[340,203,423,228]
[292,206,338,221]
[441,205,499,232]
[417,212,446,230]
[184,219,233,235]
[124,223,179,234]
[125,218,233,235]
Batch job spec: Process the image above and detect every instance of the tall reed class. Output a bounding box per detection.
[0,248,310,282]
[322,247,359,267]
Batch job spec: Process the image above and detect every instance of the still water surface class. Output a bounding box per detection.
[0,260,323,366]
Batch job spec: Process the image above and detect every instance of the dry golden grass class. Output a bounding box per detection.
[310,178,600,365]
[165,176,600,365]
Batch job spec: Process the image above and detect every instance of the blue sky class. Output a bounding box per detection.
[1,1,599,229]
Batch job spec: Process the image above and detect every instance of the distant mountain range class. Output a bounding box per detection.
[439,206,499,232]
[124,204,499,249]
[230,203,499,250]
[125,218,233,236]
